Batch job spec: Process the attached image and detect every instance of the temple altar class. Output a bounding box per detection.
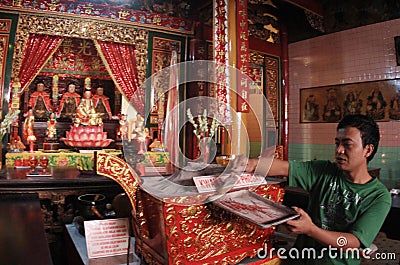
[135,177,285,265]
[96,153,284,265]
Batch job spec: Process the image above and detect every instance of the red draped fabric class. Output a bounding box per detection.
[95,40,144,115]
[164,47,179,166]
[18,34,63,92]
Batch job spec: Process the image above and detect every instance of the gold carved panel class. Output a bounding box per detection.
[12,14,148,85]
[249,50,280,122]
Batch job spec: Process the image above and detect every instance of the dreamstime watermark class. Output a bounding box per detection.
[257,239,397,261]
[336,236,348,247]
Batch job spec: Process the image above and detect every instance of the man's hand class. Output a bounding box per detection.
[286,206,361,249]
[245,158,259,172]
[286,207,317,236]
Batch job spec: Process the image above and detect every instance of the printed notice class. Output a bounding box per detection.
[84,218,131,259]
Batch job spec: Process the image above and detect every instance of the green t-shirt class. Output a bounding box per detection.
[282,160,391,265]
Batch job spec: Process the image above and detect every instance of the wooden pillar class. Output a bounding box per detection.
[214,0,250,156]
[281,24,289,160]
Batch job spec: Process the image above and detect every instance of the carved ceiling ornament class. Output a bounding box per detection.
[305,10,325,33]
[12,14,148,84]
[248,6,280,43]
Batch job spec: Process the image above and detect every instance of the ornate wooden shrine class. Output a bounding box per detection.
[96,152,284,265]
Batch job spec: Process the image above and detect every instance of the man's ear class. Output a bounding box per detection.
[364,144,374,158]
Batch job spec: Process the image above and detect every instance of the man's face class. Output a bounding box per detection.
[334,126,371,172]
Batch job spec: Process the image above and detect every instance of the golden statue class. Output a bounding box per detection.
[46,112,57,138]
[74,89,102,126]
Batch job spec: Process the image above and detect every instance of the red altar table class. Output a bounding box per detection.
[96,153,284,265]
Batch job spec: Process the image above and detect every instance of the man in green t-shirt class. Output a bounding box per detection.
[246,114,391,265]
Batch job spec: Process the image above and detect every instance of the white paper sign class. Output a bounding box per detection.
[84,218,131,259]
[193,173,267,193]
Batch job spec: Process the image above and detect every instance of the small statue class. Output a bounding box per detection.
[92,86,112,119]
[28,82,53,119]
[58,82,81,119]
[129,113,145,141]
[7,121,25,152]
[46,112,57,138]
[43,111,59,152]
[117,113,129,141]
[74,89,102,126]
[23,108,37,152]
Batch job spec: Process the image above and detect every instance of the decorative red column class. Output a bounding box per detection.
[281,24,289,160]
[214,0,231,125]
[236,0,250,113]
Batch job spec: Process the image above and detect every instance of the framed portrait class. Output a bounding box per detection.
[300,79,400,123]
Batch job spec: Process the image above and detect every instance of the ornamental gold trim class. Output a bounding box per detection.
[162,187,283,264]
[96,152,140,215]
[12,13,148,84]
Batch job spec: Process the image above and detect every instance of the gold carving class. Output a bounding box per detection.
[160,188,282,264]
[186,205,197,216]
[12,14,148,85]
[0,19,11,32]
[225,222,234,232]
[249,51,279,122]
[96,152,284,264]
[249,50,265,65]
[96,153,140,215]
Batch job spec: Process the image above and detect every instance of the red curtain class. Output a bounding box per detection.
[18,34,63,92]
[95,40,144,115]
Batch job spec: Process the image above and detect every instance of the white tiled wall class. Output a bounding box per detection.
[288,19,400,186]
[289,18,400,148]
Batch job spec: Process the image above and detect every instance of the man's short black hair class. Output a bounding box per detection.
[337,114,380,162]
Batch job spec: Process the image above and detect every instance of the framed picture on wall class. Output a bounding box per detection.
[300,79,400,123]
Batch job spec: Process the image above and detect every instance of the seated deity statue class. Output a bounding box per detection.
[92,86,112,120]
[28,82,53,119]
[74,89,103,127]
[58,82,81,119]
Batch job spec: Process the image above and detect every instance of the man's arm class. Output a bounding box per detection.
[286,207,361,249]
[246,157,289,177]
